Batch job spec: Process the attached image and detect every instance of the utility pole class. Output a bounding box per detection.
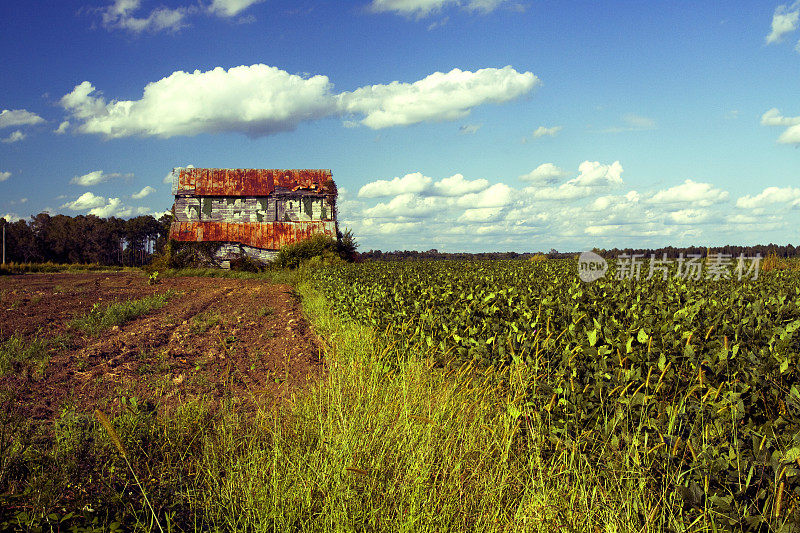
[2,222,5,265]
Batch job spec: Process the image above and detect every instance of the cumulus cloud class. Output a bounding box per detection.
[1,213,23,223]
[132,185,156,199]
[455,183,513,207]
[519,163,567,184]
[61,66,337,138]
[1,130,26,143]
[0,171,10,182]
[54,121,70,134]
[358,171,489,198]
[338,66,539,129]
[208,0,265,16]
[530,125,562,138]
[0,109,45,129]
[527,161,623,201]
[367,0,517,18]
[62,192,107,211]
[648,179,729,208]
[358,172,433,198]
[766,2,800,44]
[71,170,133,186]
[761,107,800,144]
[736,186,800,208]
[363,193,440,218]
[61,65,537,138]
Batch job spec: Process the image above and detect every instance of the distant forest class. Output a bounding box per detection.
[2,212,798,265]
[0,213,172,265]
[359,243,800,262]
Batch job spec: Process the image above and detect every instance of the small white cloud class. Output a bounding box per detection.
[648,179,729,207]
[368,0,516,18]
[571,160,624,187]
[766,2,800,44]
[530,125,562,138]
[54,121,70,134]
[459,124,481,134]
[1,130,26,143]
[603,114,656,133]
[761,107,800,144]
[71,170,133,186]
[358,172,433,198]
[208,0,265,17]
[0,109,45,129]
[100,0,192,33]
[1,213,23,223]
[62,192,107,211]
[132,185,156,199]
[736,186,800,208]
[0,171,10,182]
[363,193,439,218]
[519,163,567,184]
[89,197,135,218]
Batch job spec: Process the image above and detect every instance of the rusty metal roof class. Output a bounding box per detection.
[169,221,336,250]
[173,168,333,197]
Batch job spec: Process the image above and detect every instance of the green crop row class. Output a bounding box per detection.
[311,259,800,529]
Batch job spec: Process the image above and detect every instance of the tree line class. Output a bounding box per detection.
[1,213,173,265]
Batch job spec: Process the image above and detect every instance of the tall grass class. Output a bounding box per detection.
[0,262,132,275]
[70,291,177,335]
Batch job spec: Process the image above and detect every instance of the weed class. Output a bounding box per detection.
[256,306,274,318]
[0,332,65,376]
[70,291,176,336]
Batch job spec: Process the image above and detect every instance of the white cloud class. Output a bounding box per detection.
[1,130,26,143]
[761,108,800,144]
[431,173,489,196]
[208,0,265,16]
[766,2,800,44]
[603,113,656,133]
[530,125,562,138]
[0,171,10,182]
[648,179,729,208]
[100,0,192,33]
[71,170,133,186]
[736,186,800,208]
[89,198,136,218]
[527,161,624,200]
[62,65,537,138]
[1,213,23,223]
[455,183,513,207]
[62,192,107,211]
[458,207,503,222]
[363,193,440,218]
[61,66,337,138]
[359,172,433,198]
[0,109,45,129]
[132,185,156,199]
[459,124,481,134]
[338,66,538,129]
[519,163,567,184]
[54,121,70,134]
[368,0,516,18]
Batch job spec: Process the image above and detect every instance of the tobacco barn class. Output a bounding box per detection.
[169,168,337,267]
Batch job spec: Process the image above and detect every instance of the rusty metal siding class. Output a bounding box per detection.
[174,168,332,197]
[169,221,337,250]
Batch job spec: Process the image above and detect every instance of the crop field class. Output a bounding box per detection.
[312,259,800,529]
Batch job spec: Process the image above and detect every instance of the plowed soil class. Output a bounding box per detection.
[0,272,324,420]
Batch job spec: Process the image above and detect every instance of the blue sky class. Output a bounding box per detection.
[1,0,799,252]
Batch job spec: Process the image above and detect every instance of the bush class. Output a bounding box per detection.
[273,234,340,269]
[229,255,266,273]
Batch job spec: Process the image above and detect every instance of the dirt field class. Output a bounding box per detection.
[0,272,324,420]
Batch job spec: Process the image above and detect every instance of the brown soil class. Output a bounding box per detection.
[0,272,324,420]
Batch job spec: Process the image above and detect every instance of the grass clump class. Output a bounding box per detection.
[0,262,128,275]
[0,333,66,377]
[70,291,177,335]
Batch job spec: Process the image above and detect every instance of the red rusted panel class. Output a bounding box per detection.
[170,220,335,251]
[174,168,332,196]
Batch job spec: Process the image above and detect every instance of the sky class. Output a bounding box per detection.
[1,0,799,253]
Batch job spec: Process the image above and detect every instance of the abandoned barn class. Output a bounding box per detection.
[169,168,337,267]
